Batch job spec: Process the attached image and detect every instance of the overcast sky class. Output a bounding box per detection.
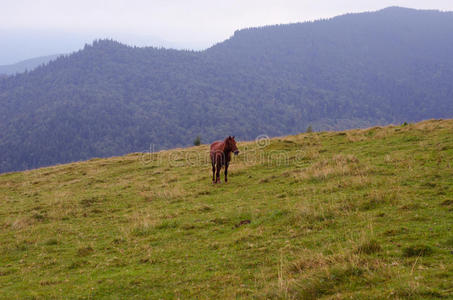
[1,0,453,63]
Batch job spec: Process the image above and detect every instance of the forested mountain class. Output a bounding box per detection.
[1,7,453,173]
[0,54,60,75]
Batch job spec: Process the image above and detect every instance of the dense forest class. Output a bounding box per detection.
[1,7,453,172]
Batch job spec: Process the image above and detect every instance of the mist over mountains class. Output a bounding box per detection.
[1,7,453,173]
[0,29,184,65]
[0,54,60,75]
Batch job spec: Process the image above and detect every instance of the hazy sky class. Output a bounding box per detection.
[1,0,453,63]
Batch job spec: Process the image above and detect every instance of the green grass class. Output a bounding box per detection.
[1,119,452,299]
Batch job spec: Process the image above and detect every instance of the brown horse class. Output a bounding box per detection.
[210,136,239,184]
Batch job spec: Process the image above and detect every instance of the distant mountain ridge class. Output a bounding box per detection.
[0,54,60,75]
[1,6,453,173]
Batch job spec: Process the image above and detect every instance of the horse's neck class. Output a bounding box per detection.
[223,140,231,153]
[223,142,232,153]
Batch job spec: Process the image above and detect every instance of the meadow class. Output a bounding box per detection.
[0,119,452,299]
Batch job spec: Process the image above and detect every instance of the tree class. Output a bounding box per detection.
[193,136,201,146]
[306,125,313,133]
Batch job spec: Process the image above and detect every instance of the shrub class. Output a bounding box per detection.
[193,136,201,146]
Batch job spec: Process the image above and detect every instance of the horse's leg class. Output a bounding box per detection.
[211,159,216,183]
[224,161,229,183]
[215,156,221,183]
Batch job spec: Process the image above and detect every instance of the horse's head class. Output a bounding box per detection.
[226,136,239,155]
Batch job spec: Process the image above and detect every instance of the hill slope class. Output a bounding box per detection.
[1,7,453,173]
[0,119,452,298]
[0,54,60,75]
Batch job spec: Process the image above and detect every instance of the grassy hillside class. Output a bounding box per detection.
[0,119,452,299]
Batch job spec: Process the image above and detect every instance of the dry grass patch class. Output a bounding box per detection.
[347,130,367,142]
[361,188,400,210]
[273,248,389,300]
[297,154,368,181]
[128,211,158,226]
[8,215,37,230]
[356,239,382,254]
[151,184,187,201]
[413,119,448,132]
[374,127,391,139]
[292,195,359,227]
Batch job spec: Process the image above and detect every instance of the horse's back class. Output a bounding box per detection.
[210,141,223,152]
[210,141,224,164]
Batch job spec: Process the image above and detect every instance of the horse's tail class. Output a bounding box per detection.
[210,151,215,166]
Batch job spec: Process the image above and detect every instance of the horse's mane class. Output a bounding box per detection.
[223,136,235,151]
